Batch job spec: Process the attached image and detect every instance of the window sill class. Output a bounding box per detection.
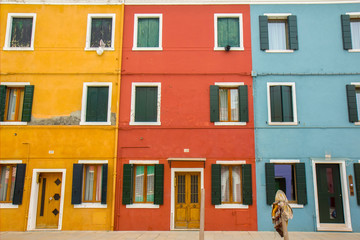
[268,121,298,126]
[84,47,114,51]
[126,203,159,209]
[289,203,304,209]
[214,47,244,51]
[265,50,294,53]
[73,203,107,209]
[0,121,27,126]
[80,121,111,126]
[214,122,246,126]
[0,203,19,208]
[215,204,249,209]
[132,47,163,51]
[3,47,34,51]
[129,121,161,126]
[355,122,360,125]
[348,49,360,52]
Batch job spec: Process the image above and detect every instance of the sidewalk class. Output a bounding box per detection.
[1,231,360,240]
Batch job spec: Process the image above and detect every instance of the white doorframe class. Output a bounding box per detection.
[170,168,204,230]
[311,160,352,231]
[27,169,66,231]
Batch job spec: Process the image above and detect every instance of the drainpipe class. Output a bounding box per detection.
[22,142,30,231]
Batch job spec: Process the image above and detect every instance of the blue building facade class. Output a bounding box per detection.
[251,2,360,232]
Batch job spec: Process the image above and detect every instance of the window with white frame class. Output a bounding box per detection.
[133,14,162,51]
[80,83,112,125]
[267,82,298,125]
[3,13,36,50]
[346,83,360,123]
[0,165,17,202]
[130,83,161,125]
[341,13,360,51]
[85,14,115,50]
[214,14,243,51]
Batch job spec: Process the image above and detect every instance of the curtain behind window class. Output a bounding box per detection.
[135,166,144,202]
[146,166,154,202]
[230,89,239,121]
[268,21,286,50]
[219,89,228,121]
[0,166,9,201]
[84,166,95,201]
[221,166,230,202]
[232,166,241,202]
[351,21,360,49]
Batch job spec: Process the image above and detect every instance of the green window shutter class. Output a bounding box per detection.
[259,16,269,50]
[12,164,26,205]
[295,163,307,205]
[71,164,83,205]
[137,18,159,48]
[122,164,133,205]
[242,164,252,205]
[341,15,352,50]
[21,85,34,122]
[90,18,112,48]
[346,85,358,123]
[0,85,6,121]
[218,18,240,48]
[210,85,219,122]
[135,87,158,122]
[265,163,275,205]
[238,85,249,122]
[154,164,164,205]
[211,164,221,205]
[281,86,294,122]
[270,86,283,122]
[101,164,108,204]
[354,163,360,205]
[86,87,109,122]
[287,15,298,50]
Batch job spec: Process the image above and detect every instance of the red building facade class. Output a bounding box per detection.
[114,4,256,231]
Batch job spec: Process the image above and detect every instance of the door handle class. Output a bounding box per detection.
[49,196,53,203]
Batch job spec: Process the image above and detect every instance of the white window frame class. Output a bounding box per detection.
[0,160,22,209]
[347,12,360,52]
[267,82,298,126]
[214,82,246,126]
[85,14,116,51]
[0,82,31,126]
[3,13,36,51]
[214,14,244,51]
[269,159,303,208]
[80,82,112,126]
[130,82,161,126]
[264,13,294,53]
[351,82,360,125]
[132,14,163,51]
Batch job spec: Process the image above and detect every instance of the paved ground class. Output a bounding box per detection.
[1,231,360,240]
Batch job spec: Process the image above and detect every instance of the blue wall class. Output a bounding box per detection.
[251,3,360,232]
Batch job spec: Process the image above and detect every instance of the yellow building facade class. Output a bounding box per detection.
[0,1,124,231]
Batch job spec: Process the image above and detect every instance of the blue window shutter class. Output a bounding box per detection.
[154,164,164,205]
[238,85,249,122]
[122,164,133,204]
[21,85,34,122]
[265,163,275,205]
[270,86,283,122]
[287,15,298,50]
[346,85,358,123]
[71,164,83,204]
[210,85,219,122]
[295,163,307,205]
[242,164,252,205]
[259,16,269,50]
[211,164,221,205]
[281,86,294,122]
[354,163,360,205]
[341,15,352,50]
[101,164,108,204]
[12,164,26,205]
[0,85,6,121]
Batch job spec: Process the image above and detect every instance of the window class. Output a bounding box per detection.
[341,13,360,51]
[346,84,360,123]
[267,82,297,125]
[210,83,248,125]
[71,162,108,206]
[0,165,17,202]
[265,161,307,206]
[122,163,164,207]
[130,83,161,125]
[0,83,34,124]
[85,14,115,50]
[0,162,26,207]
[211,163,252,207]
[3,13,36,50]
[214,14,243,51]
[80,83,112,125]
[133,14,162,51]
[259,14,298,52]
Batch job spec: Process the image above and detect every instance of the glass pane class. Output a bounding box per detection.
[7,89,17,120]
[329,196,337,219]
[221,166,230,202]
[177,175,185,203]
[0,166,10,201]
[326,168,334,194]
[230,89,239,121]
[219,89,228,121]
[95,165,102,202]
[232,166,241,202]
[268,21,286,50]
[17,90,24,120]
[351,20,360,49]
[134,166,144,202]
[146,166,154,202]
[356,88,360,121]
[190,175,198,203]
[9,166,16,201]
[10,18,33,47]
[84,166,95,201]
[90,18,112,48]
[274,164,295,201]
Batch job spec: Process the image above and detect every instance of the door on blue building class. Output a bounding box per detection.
[316,164,344,224]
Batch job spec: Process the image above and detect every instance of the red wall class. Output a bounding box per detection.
[115,4,256,231]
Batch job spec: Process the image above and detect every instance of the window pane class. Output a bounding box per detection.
[84,166,95,201]
[219,89,228,121]
[356,87,360,121]
[221,166,230,202]
[137,18,159,48]
[135,87,158,122]
[351,20,360,49]
[146,166,154,202]
[230,89,239,121]
[86,86,109,122]
[9,166,16,201]
[10,18,33,47]
[0,166,10,201]
[90,18,112,48]
[232,166,241,202]
[268,21,286,50]
[274,164,296,201]
[95,165,102,202]
[7,89,17,120]
[134,166,144,202]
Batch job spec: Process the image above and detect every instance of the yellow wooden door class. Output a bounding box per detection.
[36,172,62,229]
[175,172,200,229]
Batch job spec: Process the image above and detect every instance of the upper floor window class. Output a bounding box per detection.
[133,14,163,51]
[214,14,244,51]
[259,14,298,52]
[341,13,360,52]
[85,14,115,51]
[3,13,36,50]
[346,83,360,124]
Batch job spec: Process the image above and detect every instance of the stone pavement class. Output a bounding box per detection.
[1,231,360,240]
